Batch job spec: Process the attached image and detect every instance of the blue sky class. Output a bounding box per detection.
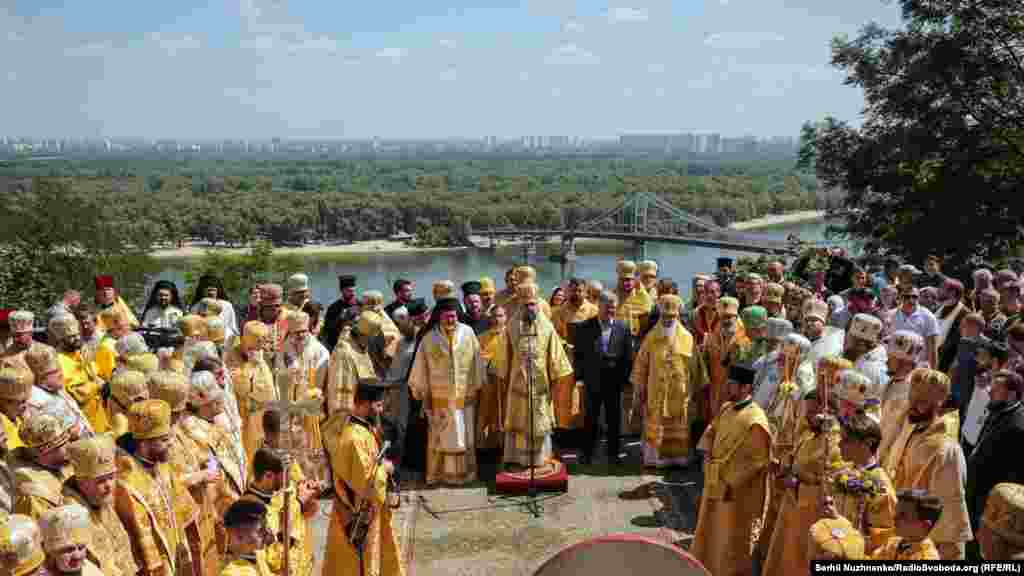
[2,0,904,140]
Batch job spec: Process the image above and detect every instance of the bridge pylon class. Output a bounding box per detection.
[561,235,577,262]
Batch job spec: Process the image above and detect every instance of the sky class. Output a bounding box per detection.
[1,0,904,140]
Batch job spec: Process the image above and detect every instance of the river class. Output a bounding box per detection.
[155,219,837,305]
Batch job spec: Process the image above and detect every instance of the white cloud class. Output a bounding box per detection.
[439,38,457,48]
[654,87,666,97]
[623,87,634,97]
[647,63,666,74]
[546,42,598,65]
[704,31,786,49]
[551,87,562,97]
[440,68,458,81]
[375,47,407,63]
[519,71,531,81]
[564,20,584,33]
[606,7,649,23]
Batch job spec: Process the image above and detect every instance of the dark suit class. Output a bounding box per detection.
[573,316,633,463]
[966,401,1024,531]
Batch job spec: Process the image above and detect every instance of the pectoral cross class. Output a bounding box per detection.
[265,361,323,576]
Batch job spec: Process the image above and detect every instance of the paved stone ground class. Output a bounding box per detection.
[307,442,706,575]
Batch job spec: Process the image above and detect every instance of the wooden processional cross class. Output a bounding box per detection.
[267,362,324,576]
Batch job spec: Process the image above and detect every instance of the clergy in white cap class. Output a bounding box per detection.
[286,273,311,312]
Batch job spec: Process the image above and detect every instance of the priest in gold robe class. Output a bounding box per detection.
[94,275,140,331]
[499,285,573,469]
[326,309,379,421]
[149,371,221,576]
[637,260,659,299]
[702,297,750,421]
[409,298,485,485]
[244,446,315,576]
[551,278,597,432]
[322,380,403,576]
[115,399,200,576]
[691,364,772,576]
[107,370,150,439]
[614,260,654,435]
[630,294,708,468]
[11,413,72,519]
[225,321,277,467]
[49,314,109,433]
[477,305,509,453]
[38,504,106,576]
[0,366,31,451]
[878,368,972,559]
[63,435,139,576]
[762,391,843,576]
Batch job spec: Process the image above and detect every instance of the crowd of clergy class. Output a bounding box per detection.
[0,252,1023,576]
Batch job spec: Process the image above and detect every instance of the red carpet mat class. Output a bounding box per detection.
[494,459,569,495]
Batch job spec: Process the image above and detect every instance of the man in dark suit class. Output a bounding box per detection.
[966,369,1024,553]
[573,289,634,466]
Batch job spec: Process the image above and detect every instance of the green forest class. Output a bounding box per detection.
[0,157,832,249]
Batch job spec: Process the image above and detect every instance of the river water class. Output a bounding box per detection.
[156,219,835,305]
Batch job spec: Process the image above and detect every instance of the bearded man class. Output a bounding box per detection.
[24,344,93,439]
[11,413,73,518]
[326,309,379,421]
[702,296,749,421]
[1,310,36,371]
[409,298,485,485]
[94,275,139,331]
[552,277,598,432]
[691,364,772,576]
[49,314,109,434]
[224,321,276,466]
[803,298,845,371]
[613,260,654,338]
[936,278,969,372]
[284,273,310,313]
[637,260,659,299]
[878,368,972,559]
[499,285,573,470]
[142,281,184,330]
[115,399,200,576]
[882,330,925,439]
[383,299,429,471]
[692,280,722,348]
[630,294,708,468]
[275,311,328,478]
[844,313,889,414]
[62,436,138,576]
[0,367,31,451]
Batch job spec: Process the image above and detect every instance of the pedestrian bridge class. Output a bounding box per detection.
[482,191,821,258]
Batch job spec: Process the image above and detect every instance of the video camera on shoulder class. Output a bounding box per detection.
[135,327,184,350]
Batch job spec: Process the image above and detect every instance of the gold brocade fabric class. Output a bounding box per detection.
[326,336,376,420]
[476,328,508,449]
[690,400,773,576]
[408,325,485,485]
[9,450,68,519]
[630,324,704,460]
[703,329,750,420]
[550,301,597,430]
[178,415,245,518]
[58,350,110,433]
[878,412,971,549]
[220,556,274,576]
[63,481,140,576]
[115,449,197,576]
[870,537,941,560]
[499,317,573,444]
[167,423,221,576]
[225,347,276,468]
[322,419,404,576]
[762,423,843,576]
[1,413,23,451]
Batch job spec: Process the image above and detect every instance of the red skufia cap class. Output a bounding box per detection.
[0,309,11,324]
[94,275,114,289]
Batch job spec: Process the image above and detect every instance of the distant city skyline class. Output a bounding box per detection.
[3,0,903,139]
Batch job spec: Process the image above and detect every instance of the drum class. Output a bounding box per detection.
[532,534,709,576]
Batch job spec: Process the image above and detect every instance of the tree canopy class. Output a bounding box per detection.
[811,0,1024,272]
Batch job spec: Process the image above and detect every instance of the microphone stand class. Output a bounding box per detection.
[523,311,542,518]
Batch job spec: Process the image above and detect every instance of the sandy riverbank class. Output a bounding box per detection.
[151,210,826,260]
[728,210,825,231]
[151,240,468,259]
